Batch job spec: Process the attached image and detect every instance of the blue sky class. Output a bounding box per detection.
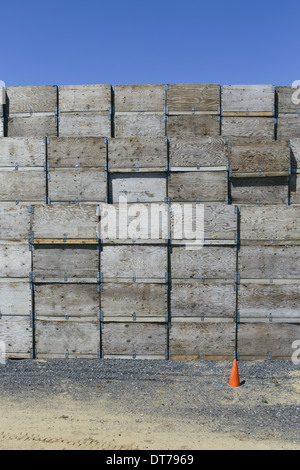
[1,0,299,87]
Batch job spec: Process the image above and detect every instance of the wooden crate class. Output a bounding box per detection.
[31,203,99,243]
[222,117,275,141]
[0,137,46,167]
[101,282,167,322]
[47,137,107,169]
[110,173,167,203]
[277,86,300,114]
[7,115,57,138]
[171,246,236,280]
[0,244,31,277]
[168,171,227,202]
[6,86,57,114]
[58,84,111,113]
[48,169,107,203]
[171,280,236,319]
[237,322,300,359]
[32,246,99,282]
[0,168,46,202]
[101,322,167,359]
[114,85,165,113]
[114,114,165,138]
[169,320,235,359]
[221,85,275,116]
[35,283,99,319]
[277,114,300,140]
[35,319,100,358]
[169,136,228,171]
[0,316,32,358]
[166,84,220,115]
[101,245,168,283]
[108,137,167,172]
[0,279,31,316]
[0,203,31,241]
[230,177,289,204]
[167,115,220,138]
[58,112,111,138]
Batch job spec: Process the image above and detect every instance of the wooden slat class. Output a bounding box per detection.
[0,137,46,167]
[277,86,300,114]
[102,322,167,356]
[114,85,165,113]
[7,115,57,138]
[277,114,300,140]
[0,280,31,316]
[168,171,227,202]
[114,114,165,138]
[0,117,3,137]
[230,177,289,204]
[0,316,32,357]
[0,168,45,202]
[167,115,220,138]
[0,244,31,277]
[48,169,107,203]
[239,246,300,279]
[6,86,57,114]
[110,174,167,203]
[169,136,228,170]
[166,84,220,115]
[221,85,275,115]
[59,112,111,138]
[222,117,275,141]
[0,203,31,240]
[58,84,111,113]
[47,137,107,168]
[290,139,300,169]
[290,172,300,204]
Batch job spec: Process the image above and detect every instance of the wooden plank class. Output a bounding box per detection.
[168,171,227,202]
[171,280,235,319]
[0,168,45,202]
[0,116,3,137]
[0,316,32,358]
[47,137,107,168]
[32,203,99,241]
[290,172,300,204]
[169,136,228,170]
[48,169,107,203]
[35,284,99,319]
[171,246,236,280]
[0,280,31,316]
[277,114,300,140]
[108,137,167,172]
[0,203,31,240]
[169,321,235,358]
[32,246,99,282]
[101,282,166,321]
[230,177,289,204]
[167,115,220,138]
[277,86,300,114]
[221,85,275,115]
[110,173,167,203]
[238,322,300,359]
[101,245,168,282]
[0,137,46,167]
[102,322,167,356]
[0,244,31,277]
[239,246,300,280]
[114,114,165,138]
[222,117,275,141]
[114,85,165,113]
[58,84,111,113]
[35,319,99,357]
[7,115,57,137]
[59,113,111,138]
[290,139,300,169]
[6,86,57,114]
[240,205,300,244]
[166,84,220,115]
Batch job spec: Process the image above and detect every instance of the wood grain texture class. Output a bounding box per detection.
[7,115,58,138]
[169,136,228,169]
[0,137,46,167]
[47,137,107,168]
[0,203,31,240]
[0,168,45,202]
[0,244,31,277]
[108,137,167,171]
[221,85,275,114]
[167,115,220,138]
[290,172,300,204]
[168,171,227,202]
[111,173,167,203]
[239,246,300,279]
[277,114,300,140]
[166,84,220,114]
[48,169,107,203]
[6,86,57,114]
[0,280,31,316]
[222,117,275,141]
[58,84,111,113]
[0,316,32,357]
[277,86,300,114]
[114,114,165,138]
[59,112,111,138]
[230,177,289,204]
[114,85,165,112]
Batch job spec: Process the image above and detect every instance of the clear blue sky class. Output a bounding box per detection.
[1,0,299,87]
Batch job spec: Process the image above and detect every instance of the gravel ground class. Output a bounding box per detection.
[0,358,299,450]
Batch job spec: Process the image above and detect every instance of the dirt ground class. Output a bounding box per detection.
[0,358,299,450]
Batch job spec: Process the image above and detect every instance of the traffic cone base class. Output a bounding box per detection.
[229,359,240,388]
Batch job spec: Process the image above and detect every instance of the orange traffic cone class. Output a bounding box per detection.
[229,359,240,388]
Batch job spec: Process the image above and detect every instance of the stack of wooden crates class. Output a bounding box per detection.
[0,83,299,360]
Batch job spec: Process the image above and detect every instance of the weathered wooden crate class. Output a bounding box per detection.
[114,114,165,138]
[32,246,99,282]
[0,279,31,316]
[47,136,107,169]
[0,203,31,241]
[58,84,112,113]
[237,322,300,359]
[169,320,235,359]
[114,85,165,113]
[221,85,275,116]
[277,86,300,114]
[171,246,236,280]
[230,177,289,204]
[35,319,100,358]
[6,86,58,114]
[110,173,167,203]
[169,136,228,171]
[0,243,31,277]
[277,114,300,140]
[222,117,275,141]
[0,137,46,167]
[101,245,168,283]
[31,203,99,243]
[0,316,32,358]
[167,115,220,138]
[48,169,107,203]
[166,84,220,115]
[0,168,46,202]
[101,322,167,359]
[171,280,236,319]
[168,171,228,203]
[59,112,111,138]
[108,137,167,172]
[7,115,57,138]
[239,205,300,245]
[101,282,167,322]
[35,283,99,319]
